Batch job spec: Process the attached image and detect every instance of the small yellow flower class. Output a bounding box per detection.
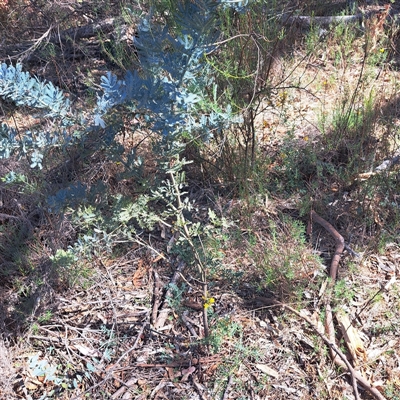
[380,48,385,53]
[203,297,215,309]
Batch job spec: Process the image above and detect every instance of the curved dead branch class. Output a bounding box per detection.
[310,210,344,280]
[310,210,387,400]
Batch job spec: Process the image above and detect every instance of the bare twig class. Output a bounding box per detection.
[169,167,210,338]
[15,25,53,62]
[151,270,163,326]
[344,244,361,258]
[221,375,234,400]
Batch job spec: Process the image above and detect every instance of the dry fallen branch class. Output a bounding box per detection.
[310,210,387,400]
[135,354,221,368]
[310,210,344,280]
[48,18,119,44]
[355,151,400,182]
[280,8,395,28]
[272,301,386,400]
[1,18,123,61]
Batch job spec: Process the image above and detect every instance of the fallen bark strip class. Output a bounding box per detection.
[221,375,234,400]
[336,309,367,365]
[154,261,185,330]
[151,270,163,326]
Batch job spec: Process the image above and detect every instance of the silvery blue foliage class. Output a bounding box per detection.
[0,0,244,173]
[95,0,240,141]
[28,354,62,384]
[0,63,72,168]
[0,63,70,117]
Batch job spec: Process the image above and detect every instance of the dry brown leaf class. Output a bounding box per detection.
[205,362,220,377]
[181,366,196,382]
[133,260,147,287]
[255,363,280,378]
[24,377,42,390]
[182,300,203,311]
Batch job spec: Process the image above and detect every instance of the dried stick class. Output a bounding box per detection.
[151,270,163,326]
[182,311,199,338]
[135,354,221,368]
[221,375,233,400]
[111,378,137,400]
[0,213,21,221]
[280,9,386,28]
